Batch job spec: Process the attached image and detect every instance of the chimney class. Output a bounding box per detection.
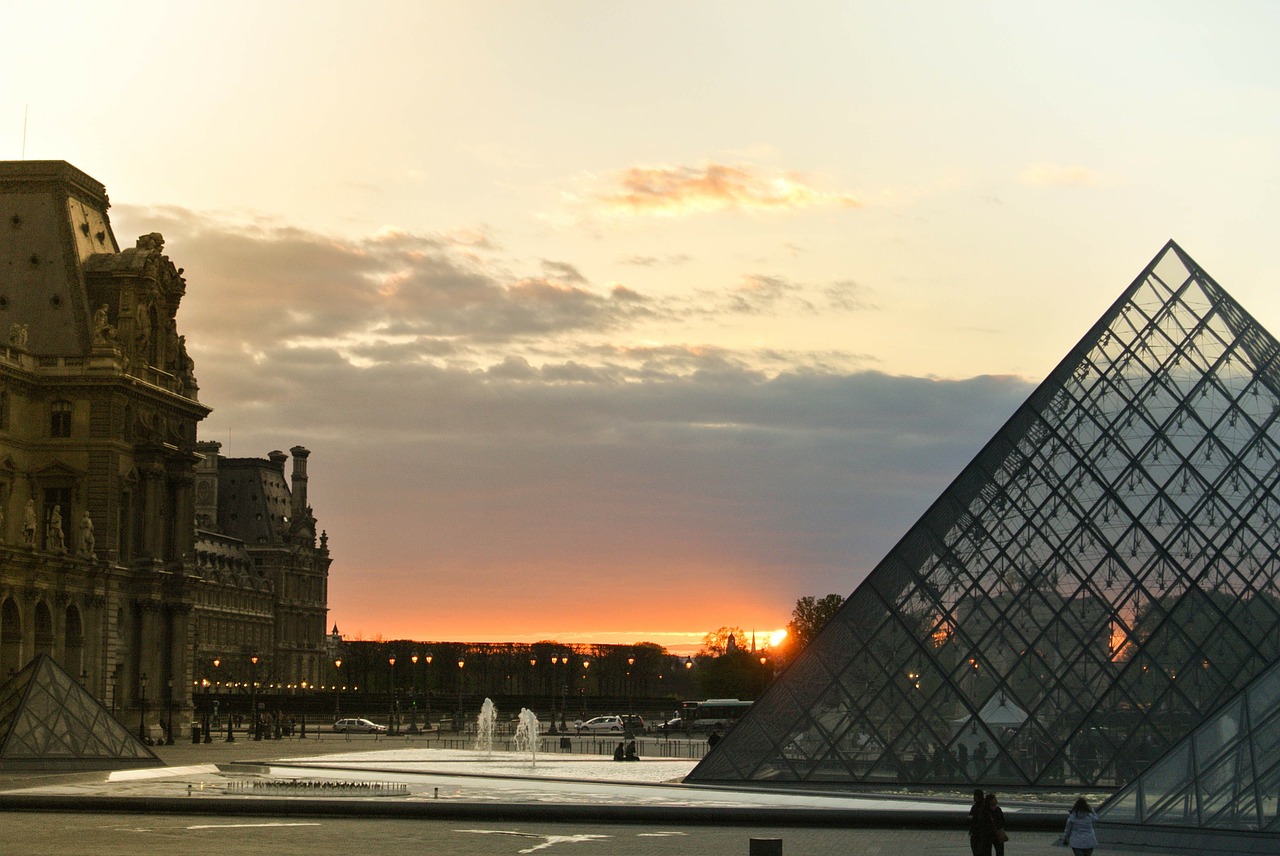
[290,445,310,521]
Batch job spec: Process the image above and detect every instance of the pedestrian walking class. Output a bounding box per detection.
[968,788,992,856]
[987,792,1007,856]
[1062,797,1099,855]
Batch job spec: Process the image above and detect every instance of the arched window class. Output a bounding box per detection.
[34,601,54,657]
[0,598,20,676]
[50,399,72,438]
[64,605,83,675]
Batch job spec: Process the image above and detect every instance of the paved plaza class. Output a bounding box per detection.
[0,734,1092,856]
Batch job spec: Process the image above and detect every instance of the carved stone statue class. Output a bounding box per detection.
[177,335,195,384]
[92,304,116,346]
[79,510,95,559]
[8,323,28,348]
[135,232,165,253]
[22,499,36,547]
[48,505,66,554]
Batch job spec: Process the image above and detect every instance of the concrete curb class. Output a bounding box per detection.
[0,793,1065,830]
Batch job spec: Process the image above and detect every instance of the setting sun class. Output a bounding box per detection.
[768,629,788,647]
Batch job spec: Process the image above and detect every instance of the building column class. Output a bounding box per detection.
[169,470,195,567]
[139,463,164,563]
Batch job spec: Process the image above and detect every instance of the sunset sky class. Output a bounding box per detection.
[5,2,1280,653]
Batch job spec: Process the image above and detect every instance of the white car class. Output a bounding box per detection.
[333,717,387,734]
[574,715,625,733]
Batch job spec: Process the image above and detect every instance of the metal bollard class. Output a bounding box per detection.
[748,838,782,856]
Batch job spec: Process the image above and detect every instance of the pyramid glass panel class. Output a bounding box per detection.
[1099,653,1280,841]
[689,242,1280,789]
[0,654,159,770]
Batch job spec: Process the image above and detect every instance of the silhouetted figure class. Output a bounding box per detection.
[613,742,625,762]
[968,788,992,856]
[987,792,1007,856]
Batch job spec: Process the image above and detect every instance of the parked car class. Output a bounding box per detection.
[333,717,387,734]
[621,714,646,733]
[574,715,625,733]
[657,716,685,732]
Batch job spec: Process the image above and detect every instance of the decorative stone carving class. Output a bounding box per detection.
[48,505,66,554]
[135,232,164,253]
[79,510,95,559]
[8,323,28,348]
[22,499,35,547]
[92,304,116,346]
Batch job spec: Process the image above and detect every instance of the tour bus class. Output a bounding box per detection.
[679,698,753,731]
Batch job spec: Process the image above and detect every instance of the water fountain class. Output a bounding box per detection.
[513,708,539,768]
[474,698,496,756]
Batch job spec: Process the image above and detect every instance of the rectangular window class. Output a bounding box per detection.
[50,400,72,437]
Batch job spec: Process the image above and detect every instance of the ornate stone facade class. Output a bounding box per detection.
[0,161,331,735]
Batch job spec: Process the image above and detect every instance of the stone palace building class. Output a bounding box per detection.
[0,160,331,736]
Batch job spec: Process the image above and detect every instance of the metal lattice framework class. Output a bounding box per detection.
[0,653,159,769]
[1100,652,1280,836]
[689,241,1280,789]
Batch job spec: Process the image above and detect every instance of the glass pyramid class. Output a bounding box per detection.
[1096,654,1280,850]
[0,654,160,769]
[689,241,1280,789]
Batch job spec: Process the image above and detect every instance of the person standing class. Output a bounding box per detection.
[968,788,992,856]
[1063,797,1099,855]
[987,792,1007,856]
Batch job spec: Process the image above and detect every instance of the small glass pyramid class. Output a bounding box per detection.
[689,241,1280,789]
[1094,653,1280,853]
[0,654,160,769]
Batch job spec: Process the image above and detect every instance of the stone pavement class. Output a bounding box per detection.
[0,735,1082,855]
[0,811,1076,856]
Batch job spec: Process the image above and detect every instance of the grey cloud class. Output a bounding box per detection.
[113,207,654,350]
[115,205,1035,628]
[824,280,879,312]
[725,274,812,314]
[620,254,692,267]
[712,274,879,317]
[541,260,587,283]
[205,358,1034,613]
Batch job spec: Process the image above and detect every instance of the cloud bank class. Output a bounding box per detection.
[113,206,1033,643]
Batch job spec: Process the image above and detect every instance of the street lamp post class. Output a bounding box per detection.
[547,656,558,734]
[627,655,636,717]
[165,676,174,745]
[217,659,234,742]
[559,655,570,731]
[138,672,148,744]
[409,654,420,734]
[334,658,342,718]
[456,657,465,730]
[424,653,433,729]
[250,655,260,741]
[388,656,398,735]
[580,659,590,718]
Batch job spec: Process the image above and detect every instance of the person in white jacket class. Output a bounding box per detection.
[1063,797,1099,855]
